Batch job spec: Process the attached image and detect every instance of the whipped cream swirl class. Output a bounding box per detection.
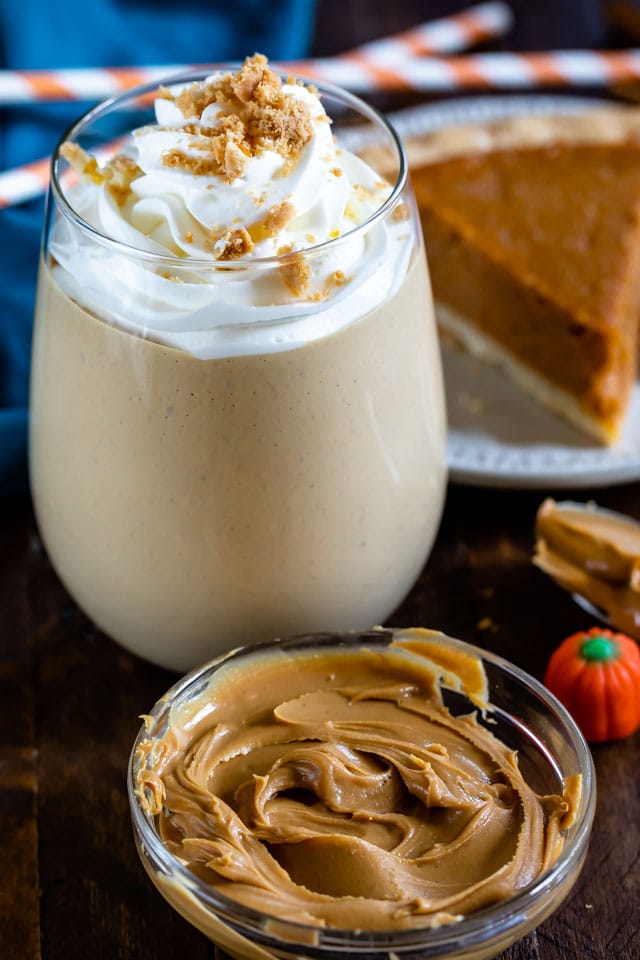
[51,56,412,359]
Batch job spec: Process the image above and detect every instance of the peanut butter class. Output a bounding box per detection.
[534,499,640,640]
[135,629,579,932]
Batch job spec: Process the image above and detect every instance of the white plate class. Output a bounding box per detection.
[388,95,640,489]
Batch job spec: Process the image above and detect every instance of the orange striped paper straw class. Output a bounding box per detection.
[292,48,640,92]
[0,65,185,107]
[0,155,51,209]
[5,47,640,208]
[0,2,512,106]
[335,1,513,60]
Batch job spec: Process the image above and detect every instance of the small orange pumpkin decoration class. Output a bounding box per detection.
[544,627,640,743]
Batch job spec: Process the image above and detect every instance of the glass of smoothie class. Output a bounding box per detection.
[29,56,447,671]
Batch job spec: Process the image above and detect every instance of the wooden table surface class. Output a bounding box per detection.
[2,2,639,958]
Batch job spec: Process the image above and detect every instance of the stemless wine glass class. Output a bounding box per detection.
[29,67,447,671]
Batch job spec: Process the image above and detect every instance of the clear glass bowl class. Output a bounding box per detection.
[128,630,596,960]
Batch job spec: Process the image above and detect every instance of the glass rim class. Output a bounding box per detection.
[49,63,409,272]
[127,629,597,952]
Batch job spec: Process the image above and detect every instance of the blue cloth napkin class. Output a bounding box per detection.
[0,0,317,493]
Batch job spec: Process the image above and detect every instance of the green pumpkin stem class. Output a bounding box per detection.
[580,635,618,663]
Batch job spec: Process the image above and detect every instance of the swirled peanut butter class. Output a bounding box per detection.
[534,499,640,640]
[135,629,578,931]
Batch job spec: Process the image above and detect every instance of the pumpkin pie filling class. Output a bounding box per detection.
[404,110,640,443]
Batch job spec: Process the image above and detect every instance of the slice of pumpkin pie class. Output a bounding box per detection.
[405,109,640,444]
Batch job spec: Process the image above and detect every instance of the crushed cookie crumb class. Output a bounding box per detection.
[61,142,103,184]
[184,231,194,244]
[162,140,248,182]
[105,154,142,204]
[263,201,295,236]
[159,54,314,184]
[60,141,141,204]
[330,270,351,286]
[331,167,343,177]
[205,227,254,261]
[169,80,223,121]
[280,251,311,297]
[353,182,380,203]
[308,289,329,302]
[391,202,410,222]
[233,54,273,104]
[247,202,295,244]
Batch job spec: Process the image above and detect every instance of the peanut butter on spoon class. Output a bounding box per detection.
[534,498,640,640]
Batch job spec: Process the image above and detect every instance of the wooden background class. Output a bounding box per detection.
[2,2,639,958]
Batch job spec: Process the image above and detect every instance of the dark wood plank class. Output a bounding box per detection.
[0,496,41,960]
[17,499,210,960]
[3,483,640,959]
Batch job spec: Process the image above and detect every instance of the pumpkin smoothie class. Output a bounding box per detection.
[29,57,446,670]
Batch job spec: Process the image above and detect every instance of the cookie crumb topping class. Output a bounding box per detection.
[206,227,255,261]
[158,55,314,185]
[279,250,312,296]
[61,142,142,205]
